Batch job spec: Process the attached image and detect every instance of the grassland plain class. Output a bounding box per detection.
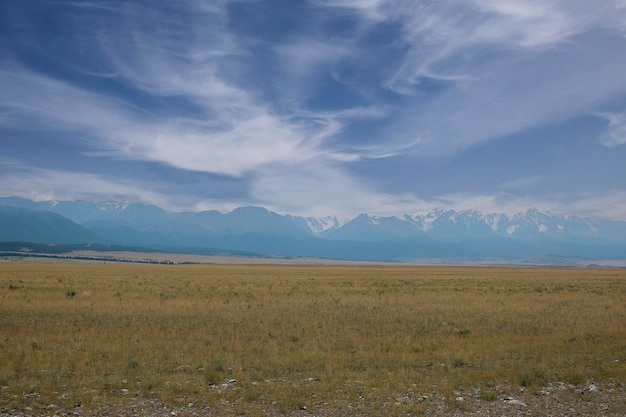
[0,262,625,416]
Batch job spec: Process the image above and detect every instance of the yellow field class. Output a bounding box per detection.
[1,262,625,415]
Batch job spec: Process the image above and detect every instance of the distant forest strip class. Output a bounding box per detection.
[0,241,149,254]
[0,251,176,264]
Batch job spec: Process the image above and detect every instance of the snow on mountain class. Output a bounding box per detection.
[484,213,503,232]
[411,209,442,232]
[301,207,626,245]
[1,198,625,262]
[302,216,349,235]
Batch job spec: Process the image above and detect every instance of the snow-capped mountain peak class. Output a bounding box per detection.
[1,197,625,263]
[303,216,350,235]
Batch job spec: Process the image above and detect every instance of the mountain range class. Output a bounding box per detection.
[1,196,625,264]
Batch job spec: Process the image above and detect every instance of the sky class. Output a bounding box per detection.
[1,0,626,219]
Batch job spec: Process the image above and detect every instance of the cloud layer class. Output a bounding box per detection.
[1,0,626,219]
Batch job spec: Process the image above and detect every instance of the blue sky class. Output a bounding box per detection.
[1,0,626,219]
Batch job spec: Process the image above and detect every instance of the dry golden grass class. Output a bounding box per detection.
[1,262,625,414]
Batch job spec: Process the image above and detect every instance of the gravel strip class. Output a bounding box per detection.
[2,381,624,416]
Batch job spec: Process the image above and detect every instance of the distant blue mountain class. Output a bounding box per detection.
[0,205,101,244]
[1,197,625,263]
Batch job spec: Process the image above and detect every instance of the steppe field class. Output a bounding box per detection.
[1,262,625,416]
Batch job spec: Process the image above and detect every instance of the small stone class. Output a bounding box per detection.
[456,396,464,402]
[395,395,410,404]
[504,398,527,407]
[121,389,129,395]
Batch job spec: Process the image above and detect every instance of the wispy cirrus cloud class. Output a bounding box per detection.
[0,162,169,208]
[386,2,626,155]
[303,0,626,167]
[428,191,626,221]
[597,112,626,147]
[0,0,405,215]
[250,162,435,217]
[0,64,320,177]
[61,0,394,175]
[1,0,625,220]
[319,0,625,89]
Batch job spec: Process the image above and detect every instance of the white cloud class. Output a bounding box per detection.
[388,0,624,92]
[94,1,242,100]
[391,30,626,155]
[309,0,388,21]
[4,155,626,221]
[597,112,626,147]
[249,162,433,217]
[35,1,390,177]
[0,66,321,177]
[469,0,583,46]
[311,0,626,157]
[0,65,405,216]
[429,192,541,217]
[561,192,626,221]
[0,165,171,208]
[116,115,311,177]
[428,191,626,221]
[3,0,626,222]
[0,68,133,134]
[276,39,353,78]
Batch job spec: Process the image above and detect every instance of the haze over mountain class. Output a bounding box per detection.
[1,197,624,264]
[0,204,100,244]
